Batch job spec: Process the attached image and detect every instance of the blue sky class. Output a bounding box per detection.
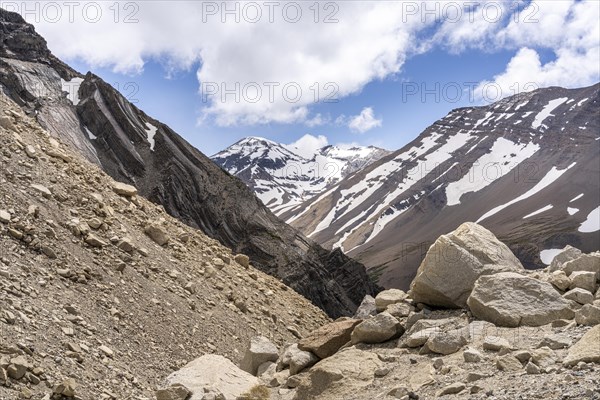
[19,1,599,155]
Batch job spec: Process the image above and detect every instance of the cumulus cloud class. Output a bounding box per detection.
[12,0,599,124]
[348,107,382,133]
[286,134,329,159]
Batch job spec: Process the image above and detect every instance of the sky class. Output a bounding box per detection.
[5,0,599,156]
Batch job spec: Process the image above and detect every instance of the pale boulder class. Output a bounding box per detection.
[563,288,594,305]
[161,355,259,400]
[410,222,523,308]
[575,304,600,326]
[561,252,600,277]
[240,336,279,376]
[351,312,402,344]
[298,319,361,359]
[375,289,407,312]
[549,245,582,273]
[569,271,597,293]
[563,325,600,366]
[467,272,574,327]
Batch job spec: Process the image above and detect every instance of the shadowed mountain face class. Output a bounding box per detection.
[281,84,600,289]
[0,8,378,318]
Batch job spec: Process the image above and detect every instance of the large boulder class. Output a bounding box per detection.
[410,222,523,308]
[424,326,470,355]
[277,344,319,375]
[575,304,600,326]
[240,336,279,376]
[563,325,600,366]
[293,348,383,400]
[160,355,259,400]
[351,312,402,344]
[298,319,361,359]
[467,272,575,327]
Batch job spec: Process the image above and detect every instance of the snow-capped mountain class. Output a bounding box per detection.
[211,137,390,215]
[282,84,600,290]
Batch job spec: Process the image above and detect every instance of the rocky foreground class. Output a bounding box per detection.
[157,224,600,400]
[0,91,331,398]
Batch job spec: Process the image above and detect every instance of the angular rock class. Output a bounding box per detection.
[563,325,600,366]
[298,319,361,359]
[85,233,107,247]
[385,302,414,318]
[549,271,571,291]
[438,382,466,396]
[234,254,250,268]
[410,222,523,308]
[549,245,582,273]
[278,344,319,376]
[575,304,600,326]
[53,378,78,397]
[467,272,575,327]
[144,222,169,246]
[112,181,138,197]
[240,336,279,376]
[294,348,382,399]
[526,362,540,374]
[425,327,469,355]
[569,271,597,293]
[482,336,511,351]
[561,253,600,277]
[564,288,594,305]
[351,312,402,344]
[463,347,483,363]
[161,355,259,399]
[354,295,377,319]
[538,334,571,349]
[0,209,10,223]
[496,354,523,371]
[155,384,192,400]
[374,289,407,312]
[531,347,557,370]
[30,183,52,198]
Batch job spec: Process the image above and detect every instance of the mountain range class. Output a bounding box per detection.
[216,85,600,290]
[212,137,390,216]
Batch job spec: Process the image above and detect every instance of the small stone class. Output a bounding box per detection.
[25,145,36,158]
[88,218,102,229]
[112,181,138,197]
[466,372,488,383]
[99,345,114,357]
[0,210,10,223]
[144,222,169,246]
[234,254,250,268]
[496,354,523,371]
[538,334,572,350]
[483,336,511,351]
[526,361,540,374]
[53,378,77,397]
[30,184,52,199]
[212,258,225,270]
[85,234,107,247]
[155,384,192,400]
[438,382,465,396]
[514,350,531,363]
[463,347,483,363]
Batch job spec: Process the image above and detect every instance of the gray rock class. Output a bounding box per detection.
[575,304,600,325]
[277,344,318,376]
[385,302,414,318]
[463,347,483,362]
[549,245,582,273]
[410,222,523,308]
[30,183,52,198]
[354,295,377,319]
[240,336,279,376]
[298,319,361,359]
[564,288,594,305]
[112,181,138,197]
[438,382,466,396]
[562,253,600,277]
[531,347,557,370]
[526,361,540,374]
[155,384,192,400]
[569,271,597,293]
[351,312,402,344]
[549,271,571,291]
[563,325,600,366]
[425,327,469,355]
[482,336,511,351]
[374,289,407,312]
[538,334,571,349]
[496,354,523,371]
[467,272,575,327]
[144,222,170,246]
[0,210,10,223]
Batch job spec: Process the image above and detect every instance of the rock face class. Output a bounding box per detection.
[467,272,574,327]
[563,325,600,366]
[298,319,361,359]
[410,222,524,308]
[161,355,259,400]
[0,8,377,319]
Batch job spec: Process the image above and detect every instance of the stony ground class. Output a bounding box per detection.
[0,97,330,399]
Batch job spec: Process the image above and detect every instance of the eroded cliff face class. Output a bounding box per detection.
[0,8,378,317]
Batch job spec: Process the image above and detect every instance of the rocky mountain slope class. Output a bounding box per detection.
[211,137,389,216]
[0,8,378,318]
[157,223,600,400]
[283,84,600,289]
[0,96,332,399]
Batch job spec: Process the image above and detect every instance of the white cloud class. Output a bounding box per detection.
[286,134,329,159]
[348,107,382,133]
[13,0,599,124]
